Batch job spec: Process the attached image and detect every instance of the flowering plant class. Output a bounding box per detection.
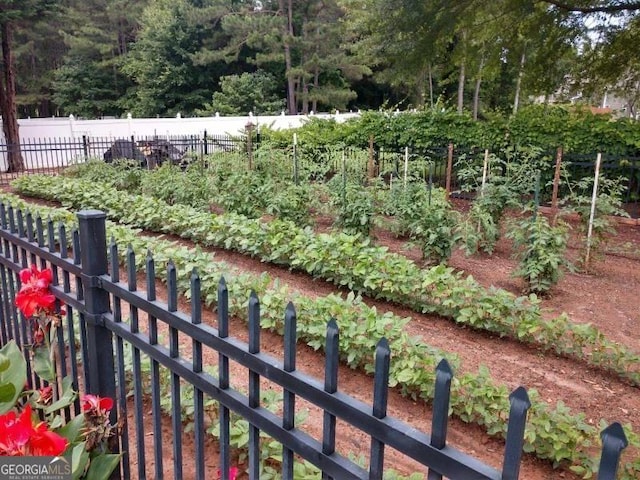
[0,265,121,479]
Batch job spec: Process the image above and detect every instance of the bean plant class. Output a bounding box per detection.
[507,213,571,295]
[265,183,313,227]
[385,182,459,264]
[562,175,629,271]
[65,158,144,191]
[328,178,375,236]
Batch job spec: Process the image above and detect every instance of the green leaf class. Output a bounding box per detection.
[57,413,86,443]
[0,341,27,414]
[70,442,90,480]
[85,454,122,480]
[0,383,17,404]
[0,352,10,372]
[45,376,77,415]
[33,345,56,384]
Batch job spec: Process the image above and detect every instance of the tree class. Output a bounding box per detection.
[52,0,144,118]
[581,15,640,117]
[121,0,231,116]
[13,16,66,117]
[198,71,285,115]
[209,0,364,114]
[542,0,640,13]
[0,0,57,172]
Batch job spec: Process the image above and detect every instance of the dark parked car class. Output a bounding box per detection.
[103,138,188,167]
[103,139,147,166]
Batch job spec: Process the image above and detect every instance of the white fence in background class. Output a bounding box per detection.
[0,112,359,170]
[3,112,358,141]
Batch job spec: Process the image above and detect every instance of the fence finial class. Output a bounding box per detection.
[597,422,628,480]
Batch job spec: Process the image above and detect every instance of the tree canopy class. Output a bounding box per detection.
[1,0,638,123]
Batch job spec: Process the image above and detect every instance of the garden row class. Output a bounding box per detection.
[69,156,625,291]
[13,174,640,388]
[2,192,638,478]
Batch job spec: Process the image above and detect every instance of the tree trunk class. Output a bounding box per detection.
[428,63,434,108]
[473,56,485,121]
[0,22,24,172]
[280,0,296,114]
[457,61,465,114]
[301,80,309,114]
[513,50,526,116]
[312,67,319,113]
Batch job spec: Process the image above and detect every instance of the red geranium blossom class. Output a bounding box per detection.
[0,405,67,456]
[81,394,114,415]
[15,265,56,318]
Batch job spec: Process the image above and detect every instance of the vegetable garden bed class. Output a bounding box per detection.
[4,166,640,478]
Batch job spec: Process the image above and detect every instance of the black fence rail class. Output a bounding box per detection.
[0,203,630,479]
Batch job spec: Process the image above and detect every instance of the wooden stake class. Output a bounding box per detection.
[551,146,563,225]
[445,143,453,200]
[403,147,409,189]
[293,133,299,185]
[367,135,375,181]
[480,149,489,195]
[585,153,602,272]
[246,122,254,170]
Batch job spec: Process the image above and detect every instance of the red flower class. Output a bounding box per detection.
[0,405,67,456]
[81,394,114,415]
[37,386,54,405]
[29,423,68,456]
[15,265,56,318]
[0,407,33,455]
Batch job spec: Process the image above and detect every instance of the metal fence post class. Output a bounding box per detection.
[82,135,89,162]
[77,210,120,470]
[501,387,531,480]
[597,422,628,480]
[427,359,453,480]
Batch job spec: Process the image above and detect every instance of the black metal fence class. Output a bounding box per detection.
[0,132,247,184]
[0,203,630,478]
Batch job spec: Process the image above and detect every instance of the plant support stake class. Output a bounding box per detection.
[585,152,602,271]
[404,147,409,189]
[481,149,489,195]
[342,150,346,205]
[533,170,540,220]
[428,161,433,206]
[293,133,299,185]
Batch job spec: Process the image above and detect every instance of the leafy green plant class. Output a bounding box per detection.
[328,179,375,236]
[64,158,144,191]
[214,171,275,218]
[562,175,629,271]
[265,183,312,226]
[141,161,215,209]
[386,182,460,263]
[507,213,571,295]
